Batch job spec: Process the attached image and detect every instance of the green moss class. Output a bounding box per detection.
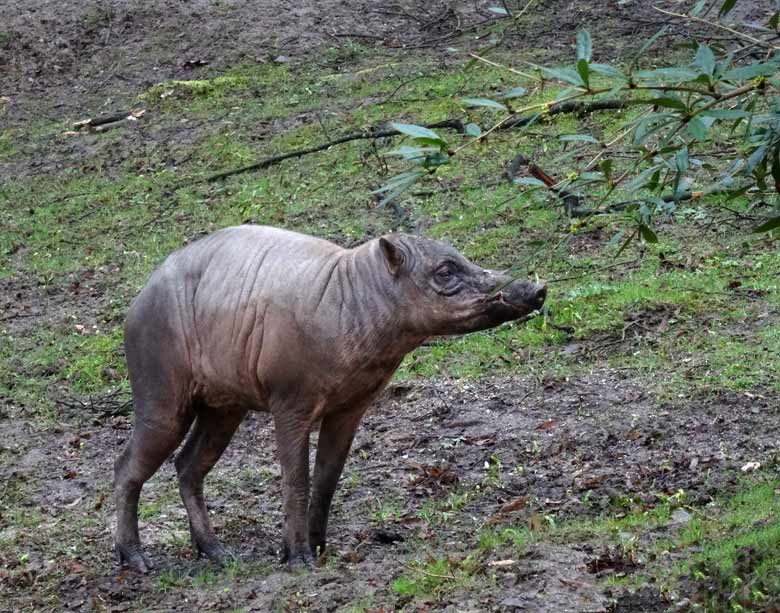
[0,131,14,158]
[142,74,251,104]
[66,326,126,394]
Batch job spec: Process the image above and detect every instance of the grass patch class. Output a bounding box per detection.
[477,525,533,554]
[545,475,780,610]
[678,478,780,611]
[0,131,13,159]
[155,559,269,593]
[142,74,251,104]
[66,326,126,394]
[392,554,480,599]
[391,525,533,602]
[418,489,473,526]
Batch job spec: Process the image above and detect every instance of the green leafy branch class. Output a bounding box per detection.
[378,14,780,241]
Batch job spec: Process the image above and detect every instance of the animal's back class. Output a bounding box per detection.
[129,225,342,321]
[124,225,345,408]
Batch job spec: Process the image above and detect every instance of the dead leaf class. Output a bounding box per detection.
[499,496,529,514]
[671,508,692,524]
[581,475,604,490]
[489,559,516,567]
[398,515,423,525]
[529,512,545,531]
[63,559,87,574]
[741,461,761,472]
[535,419,557,431]
[341,549,365,563]
[502,598,531,608]
[464,435,496,446]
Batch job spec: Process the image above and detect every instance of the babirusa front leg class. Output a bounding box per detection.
[274,415,313,568]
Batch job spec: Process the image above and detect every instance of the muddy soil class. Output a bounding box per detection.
[2,371,778,611]
[1,0,477,123]
[3,0,770,121]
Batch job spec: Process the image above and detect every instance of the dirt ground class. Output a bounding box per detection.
[3,371,778,611]
[2,0,769,121]
[2,0,778,611]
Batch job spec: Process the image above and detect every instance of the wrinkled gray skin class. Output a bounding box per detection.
[114,225,546,572]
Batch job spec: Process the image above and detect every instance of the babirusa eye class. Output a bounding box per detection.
[436,266,453,280]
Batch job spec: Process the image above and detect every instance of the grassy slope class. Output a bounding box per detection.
[1,45,779,610]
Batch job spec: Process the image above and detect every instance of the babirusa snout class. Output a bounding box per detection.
[486,274,547,313]
[507,280,546,311]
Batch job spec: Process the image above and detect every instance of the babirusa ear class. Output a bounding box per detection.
[379,237,404,277]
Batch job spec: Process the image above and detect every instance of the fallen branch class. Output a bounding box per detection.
[57,389,132,418]
[71,109,146,132]
[500,98,640,131]
[199,118,465,184]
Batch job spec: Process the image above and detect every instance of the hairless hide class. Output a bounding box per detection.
[114,225,546,572]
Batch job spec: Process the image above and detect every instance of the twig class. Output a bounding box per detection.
[103,13,113,47]
[583,119,643,171]
[499,0,513,18]
[73,110,144,130]
[0,312,37,323]
[513,0,537,21]
[314,112,333,142]
[506,154,586,216]
[501,98,645,131]
[603,82,762,194]
[420,6,456,31]
[331,32,387,41]
[378,75,427,105]
[691,81,763,116]
[72,202,102,223]
[652,6,780,51]
[401,562,457,581]
[602,184,737,214]
[468,53,537,80]
[550,258,641,283]
[57,390,132,417]
[46,191,95,206]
